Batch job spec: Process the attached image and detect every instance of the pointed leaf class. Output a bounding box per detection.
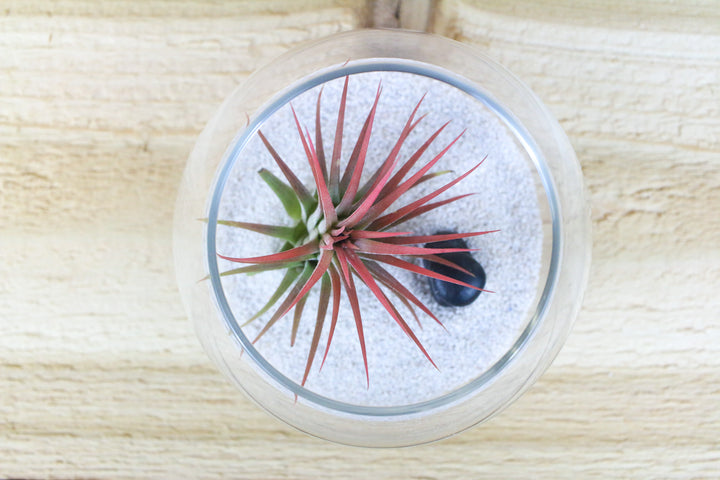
[366,263,422,329]
[349,230,411,240]
[351,95,427,209]
[364,260,443,328]
[378,230,498,245]
[216,220,297,241]
[343,249,437,369]
[275,248,334,320]
[369,159,485,231]
[302,274,331,386]
[334,247,369,386]
[315,87,327,181]
[303,125,337,225]
[409,170,454,190]
[373,193,476,230]
[377,121,450,200]
[257,131,314,211]
[320,264,342,370]
[218,240,319,264]
[258,168,302,221]
[329,76,349,202]
[219,261,303,278]
[353,107,428,206]
[242,266,302,326]
[290,293,308,346]
[364,253,493,293]
[412,254,473,276]
[337,83,382,211]
[253,263,313,342]
[353,238,475,256]
[358,130,466,226]
[338,102,428,227]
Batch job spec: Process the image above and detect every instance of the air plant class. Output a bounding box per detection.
[217,77,494,387]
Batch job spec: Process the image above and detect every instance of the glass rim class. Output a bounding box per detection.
[205,58,563,418]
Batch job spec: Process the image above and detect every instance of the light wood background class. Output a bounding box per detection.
[1,0,719,478]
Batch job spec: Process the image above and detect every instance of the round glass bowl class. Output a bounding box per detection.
[174,29,591,447]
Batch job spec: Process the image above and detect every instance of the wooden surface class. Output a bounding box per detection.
[1,0,719,478]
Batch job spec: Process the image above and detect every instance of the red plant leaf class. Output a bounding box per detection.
[351,95,427,206]
[320,264,342,370]
[301,274,330,386]
[353,238,475,256]
[378,278,422,329]
[290,293,308,347]
[315,87,327,181]
[364,260,443,329]
[290,103,337,225]
[329,76,349,202]
[412,254,472,276]
[343,249,437,369]
[303,125,337,225]
[276,248,334,320]
[358,130,466,226]
[218,240,319,264]
[377,230,499,245]
[368,159,486,231]
[334,247,369,386]
[365,254,493,293]
[348,230,411,240]
[337,83,382,212]
[377,121,450,200]
[338,112,433,229]
[373,193,475,230]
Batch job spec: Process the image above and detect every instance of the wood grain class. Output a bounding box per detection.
[1,0,719,478]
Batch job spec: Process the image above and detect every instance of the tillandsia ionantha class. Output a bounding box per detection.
[216,76,495,387]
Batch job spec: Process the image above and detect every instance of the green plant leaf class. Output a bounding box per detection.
[220,261,302,278]
[253,263,313,343]
[242,266,303,326]
[258,168,302,221]
[375,193,476,230]
[217,220,297,241]
[257,131,315,212]
[274,249,334,321]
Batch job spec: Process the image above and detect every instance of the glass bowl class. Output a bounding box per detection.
[173,29,591,447]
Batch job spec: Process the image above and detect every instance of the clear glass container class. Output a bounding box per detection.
[173,29,591,447]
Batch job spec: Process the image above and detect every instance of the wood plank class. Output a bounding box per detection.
[1,0,719,478]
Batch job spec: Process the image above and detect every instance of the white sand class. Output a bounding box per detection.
[216,71,542,407]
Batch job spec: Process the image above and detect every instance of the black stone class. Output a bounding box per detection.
[422,231,486,307]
